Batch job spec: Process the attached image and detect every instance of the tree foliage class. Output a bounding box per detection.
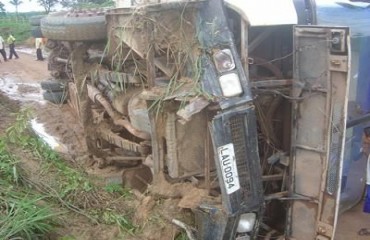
[60,0,114,8]
[29,0,113,13]
[37,0,58,13]
[0,1,5,14]
[9,0,23,14]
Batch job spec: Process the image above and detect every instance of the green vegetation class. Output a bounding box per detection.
[104,182,132,197]
[1,108,136,239]
[175,232,190,240]
[0,17,30,43]
[89,209,136,235]
[0,132,60,239]
[0,14,34,43]
[69,0,114,9]
[0,0,114,43]
[61,0,114,9]
[0,188,60,239]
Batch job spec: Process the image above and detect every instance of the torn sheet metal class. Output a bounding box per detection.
[177,97,210,123]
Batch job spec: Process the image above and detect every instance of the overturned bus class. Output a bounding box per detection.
[38,0,363,239]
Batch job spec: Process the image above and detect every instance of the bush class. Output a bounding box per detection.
[0,12,46,43]
[0,16,31,43]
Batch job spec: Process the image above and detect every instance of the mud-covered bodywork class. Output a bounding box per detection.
[104,1,264,238]
[40,0,350,239]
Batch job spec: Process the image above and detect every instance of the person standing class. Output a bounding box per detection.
[35,37,44,61]
[7,33,19,60]
[0,35,7,62]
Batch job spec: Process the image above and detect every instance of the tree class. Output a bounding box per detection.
[0,2,6,14]
[37,0,58,13]
[9,0,22,15]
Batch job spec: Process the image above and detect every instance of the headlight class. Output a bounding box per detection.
[236,213,256,233]
[219,73,243,97]
[213,49,236,73]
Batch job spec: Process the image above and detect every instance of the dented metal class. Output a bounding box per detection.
[42,0,352,239]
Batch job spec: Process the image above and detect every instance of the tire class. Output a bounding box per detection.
[40,80,67,91]
[41,11,107,41]
[29,15,46,26]
[43,91,68,104]
[31,26,43,38]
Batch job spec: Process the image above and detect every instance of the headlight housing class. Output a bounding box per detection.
[219,72,243,97]
[213,48,243,97]
[236,213,256,233]
[213,49,236,73]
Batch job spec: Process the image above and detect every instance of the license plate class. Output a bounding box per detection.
[218,143,240,194]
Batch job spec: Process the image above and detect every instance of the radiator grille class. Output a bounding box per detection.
[230,115,252,201]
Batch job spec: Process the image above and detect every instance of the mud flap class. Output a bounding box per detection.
[288,26,350,240]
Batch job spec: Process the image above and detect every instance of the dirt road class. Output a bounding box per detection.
[1,52,50,83]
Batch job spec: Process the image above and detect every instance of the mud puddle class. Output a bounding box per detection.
[31,118,69,153]
[0,74,75,154]
[0,76,45,103]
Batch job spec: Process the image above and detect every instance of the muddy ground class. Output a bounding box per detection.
[0,51,194,240]
[1,51,87,158]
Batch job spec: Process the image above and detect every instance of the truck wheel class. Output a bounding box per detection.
[40,80,67,91]
[41,11,107,41]
[43,91,68,104]
[31,26,43,38]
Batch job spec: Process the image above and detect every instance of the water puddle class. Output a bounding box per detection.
[17,47,36,55]
[31,118,68,153]
[0,76,45,103]
[17,47,49,58]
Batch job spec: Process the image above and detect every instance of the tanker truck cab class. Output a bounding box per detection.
[97,0,349,240]
[41,0,350,239]
[221,1,350,238]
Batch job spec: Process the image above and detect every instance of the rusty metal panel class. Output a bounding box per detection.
[295,93,328,151]
[291,201,317,239]
[289,26,350,240]
[294,148,323,198]
[165,111,208,178]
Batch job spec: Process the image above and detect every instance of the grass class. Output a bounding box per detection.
[0,109,59,240]
[105,7,211,119]
[0,12,46,43]
[0,135,60,239]
[0,190,60,240]
[175,232,189,240]
[0,108,137,238]
[0,15,31,43]
[104,182,132,198]
[0,138,20,183]
[89,208,136,235]
[6,108,94,199]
